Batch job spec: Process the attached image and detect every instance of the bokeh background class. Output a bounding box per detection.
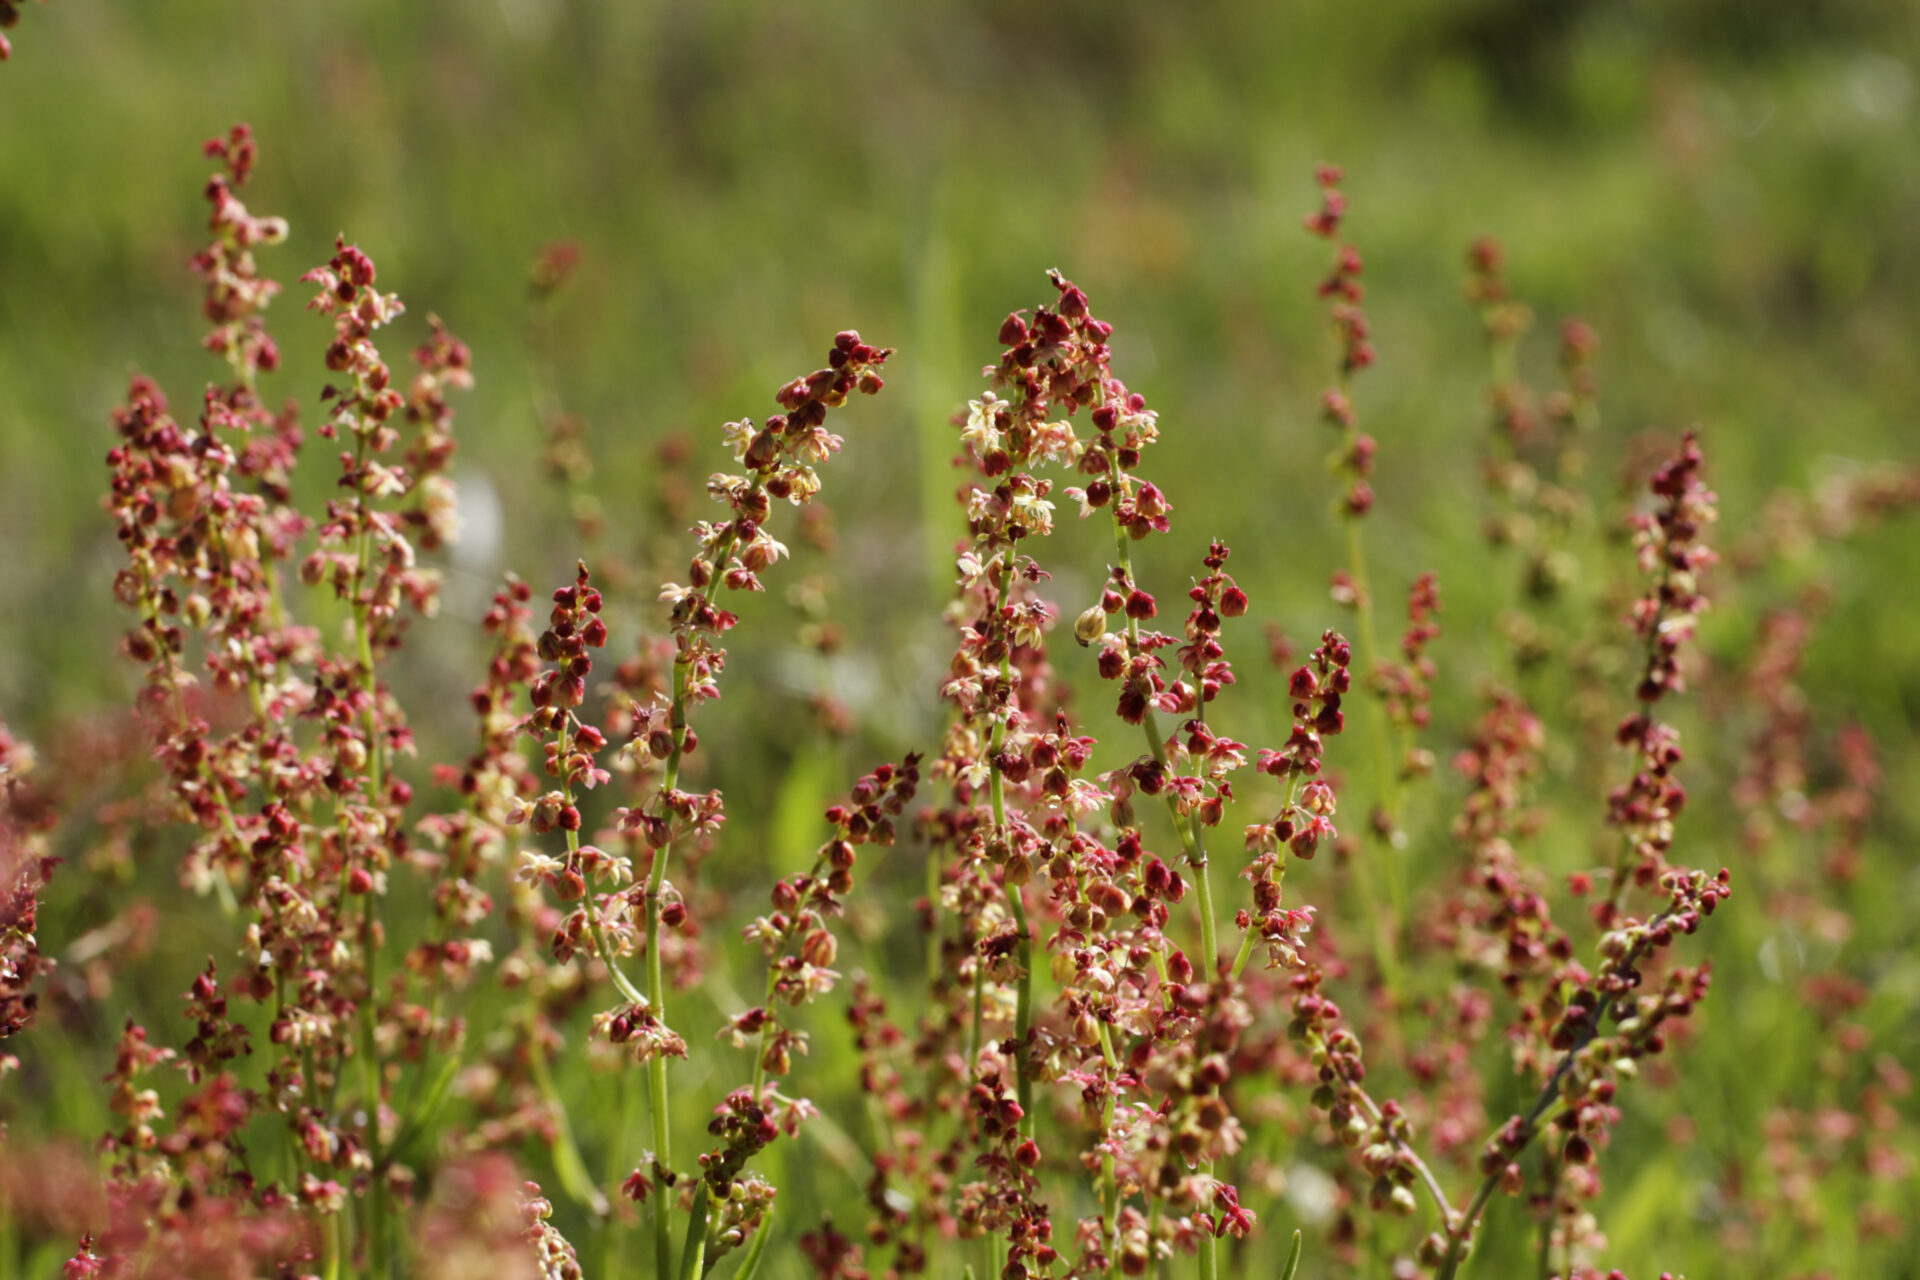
[3,1,1918,1276]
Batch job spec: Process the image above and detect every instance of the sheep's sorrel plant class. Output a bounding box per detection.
[12,122,1915,1280]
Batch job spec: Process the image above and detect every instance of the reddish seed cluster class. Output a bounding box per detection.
[1463,239,1602,642]
[87,127,521,1276]
[26,125,1881,1280]
[194,126,287,378]
[1176,541,1247,706]
[1630,433,1717,701]
[732,758,921,1080]
[1410,437,1731,1276]
[1255,630,1351,799]
[1552,319,1600,428]
[299,236,458,643]
[501,332,897,1276]
[1465,236,1536,446]
[105,150,322,848]
[1440,692,1567,997]
[1378,571,1441,757]
[1604,431,1718,917]
[1701,592,1912,1271]
[519,1185,584,1280]
[1307,166,1378,521]
[0,722,56,1055]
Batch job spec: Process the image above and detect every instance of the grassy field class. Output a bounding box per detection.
[2,3,1917,1277]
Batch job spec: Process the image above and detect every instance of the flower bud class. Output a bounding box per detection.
[801,929,837,967]
[1074,604,1108,647]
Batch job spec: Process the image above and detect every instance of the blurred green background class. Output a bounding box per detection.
[6,0,1920,724]
[3,1,1918,1276]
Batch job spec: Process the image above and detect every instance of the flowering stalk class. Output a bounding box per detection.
[1599,433,1717,921]
[597,334,890,1275]
[27,123,1867,1280]
[1430,873,1726,1279]
[1464,236,1602,670]
[1304,165,1406,984]
[950,272,1291,1278]
[300,229,467,1272]
[0,721,56,1065]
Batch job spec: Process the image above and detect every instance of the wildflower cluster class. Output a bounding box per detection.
[84,126,614,1279]
[1465,237,1600,644]
[0,721,56,1058]
[1603,432,1716,919]
[1306,165,1376,523]
[901,270,1400,1280]
[27,135,1919,1280]
[1378,573,1441,773]
[733,758,921,1086]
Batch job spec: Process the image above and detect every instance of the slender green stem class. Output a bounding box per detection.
[1340,513,1404,1002]
[1227,926,1258,983]
[676,1182,710,1280]
[646,1041,672,1280]
[1188,846,1219,979]
[1533,1158,1556,1280]
[545,713,652,1254]
[1006,888,1034,1139]
[1232,780,1302,982]
[546,722,631,1218]
[344,422,391,1274]
[926,845,943,992]
[358,940,385,1277]
[323,1209,343,1280]
[983,550,1036,1139]
[641,641,704,1280]
[967,949,987,1069]
[1196,1223,1217,1280]
[1095,1022,1122,1280]
[640,887,671,1280]
[523,1000,610,1217]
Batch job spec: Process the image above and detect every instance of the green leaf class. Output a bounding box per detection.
[677,1182,711,1280]
[1281,1228,1304,1280]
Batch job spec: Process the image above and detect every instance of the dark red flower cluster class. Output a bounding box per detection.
[1377,572,1442,776]
[31,127,1879,1280]
[0,721,56,1055]
[1603,431,1717,919]
[1307,165,1376,521]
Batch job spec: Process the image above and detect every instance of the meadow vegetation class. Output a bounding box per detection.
[2,6,1917,1279]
